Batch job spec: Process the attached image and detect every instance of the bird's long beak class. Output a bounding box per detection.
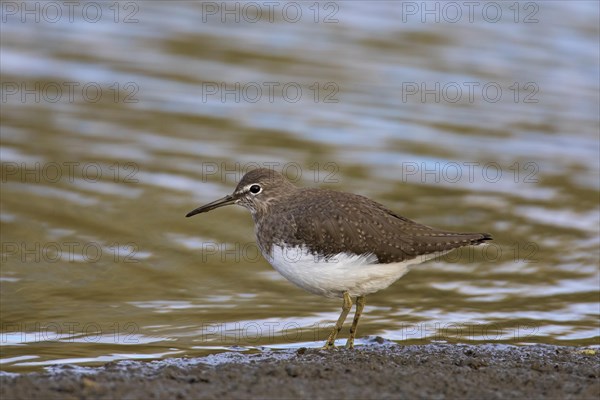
[185,194,237,217]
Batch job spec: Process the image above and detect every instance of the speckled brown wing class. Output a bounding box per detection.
[261,188,492,264]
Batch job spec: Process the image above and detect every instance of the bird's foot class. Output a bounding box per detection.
[321,341,337,350]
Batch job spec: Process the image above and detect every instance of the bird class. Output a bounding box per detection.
[186,168,492,349]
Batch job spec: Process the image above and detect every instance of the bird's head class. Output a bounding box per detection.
[186,168,295,217]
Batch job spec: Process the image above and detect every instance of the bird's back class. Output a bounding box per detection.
[256,188,492,264]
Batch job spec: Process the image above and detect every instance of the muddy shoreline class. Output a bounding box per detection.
[2,343,598,399]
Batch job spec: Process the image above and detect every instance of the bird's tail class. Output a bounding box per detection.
[474,232,493,245]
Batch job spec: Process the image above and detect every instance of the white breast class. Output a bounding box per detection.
[264,245,433,298]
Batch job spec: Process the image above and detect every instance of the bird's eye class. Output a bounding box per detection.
[249,184,261,194]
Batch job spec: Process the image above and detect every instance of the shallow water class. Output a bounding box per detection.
[1,1,599,372]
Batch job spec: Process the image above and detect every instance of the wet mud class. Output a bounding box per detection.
[2,343,599,399]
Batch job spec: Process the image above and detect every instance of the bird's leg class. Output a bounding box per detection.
[345,296,366,349]
[322,291,353,349]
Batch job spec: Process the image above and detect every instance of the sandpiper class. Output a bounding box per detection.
[186,168,492,349]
